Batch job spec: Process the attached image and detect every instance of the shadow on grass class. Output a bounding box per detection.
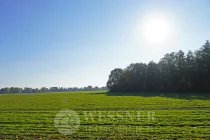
[90,91,210,100]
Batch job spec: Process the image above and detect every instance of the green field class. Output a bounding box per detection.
[0,91,210,139]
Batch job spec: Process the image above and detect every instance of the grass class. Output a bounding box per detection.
[0,91,210,139]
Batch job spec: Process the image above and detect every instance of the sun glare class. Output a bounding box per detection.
[143,15,170,43]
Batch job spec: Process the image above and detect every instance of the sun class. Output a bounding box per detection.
[143,15,170,43]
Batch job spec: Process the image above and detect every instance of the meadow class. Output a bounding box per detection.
[0,91,210,139]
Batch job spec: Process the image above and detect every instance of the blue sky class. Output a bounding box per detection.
[0,0,210,88]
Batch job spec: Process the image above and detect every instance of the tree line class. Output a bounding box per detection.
[107,41,210,93]
[0,86,107,93]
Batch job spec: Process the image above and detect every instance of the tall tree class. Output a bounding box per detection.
[107,68,123,92]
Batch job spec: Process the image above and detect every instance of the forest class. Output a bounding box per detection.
[0,86,107,93]
[107,41,210,93]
